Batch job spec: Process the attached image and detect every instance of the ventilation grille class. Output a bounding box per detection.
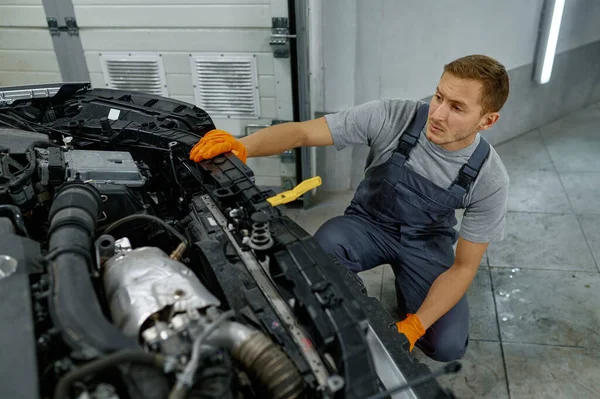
[191,54,260,118]
[99,53,168,96]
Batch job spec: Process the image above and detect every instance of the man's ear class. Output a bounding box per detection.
[479,112,500,131]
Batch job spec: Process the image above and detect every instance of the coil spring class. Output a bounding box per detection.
[250,221,273,250]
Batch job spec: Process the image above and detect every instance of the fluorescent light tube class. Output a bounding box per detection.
[534,0,565,84]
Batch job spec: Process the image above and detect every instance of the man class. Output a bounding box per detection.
[190,54,510,362]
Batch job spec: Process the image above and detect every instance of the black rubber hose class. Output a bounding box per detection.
[47,182,135,357]
[0,113,37,131]
[0,118,16,129]
[0,205,30,237]
[53,349,168,399]
[8,140,62,191]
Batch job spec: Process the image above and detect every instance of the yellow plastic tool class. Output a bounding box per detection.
[266,176,322,206]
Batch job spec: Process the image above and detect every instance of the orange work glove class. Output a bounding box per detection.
[189,129,247,163]
[396,313,425,351]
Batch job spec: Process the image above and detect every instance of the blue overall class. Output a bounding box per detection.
[314,103,490,362]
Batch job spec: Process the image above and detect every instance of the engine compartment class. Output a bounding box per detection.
[0,83,455,399]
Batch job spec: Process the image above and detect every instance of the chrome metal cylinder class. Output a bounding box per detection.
[103,246,221,338]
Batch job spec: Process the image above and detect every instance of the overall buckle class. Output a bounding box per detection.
[456,164,478,189]
[397,140,413,157]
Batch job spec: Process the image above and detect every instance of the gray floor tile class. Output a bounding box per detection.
[294,192,353,235]
[280,207,300,221]
[481,250,488,266]
[469,267,500,341]
[546,138,600,172]
[560,172,600,215]
[506,170,572,213]
[491,268,600,348]
[495,130,554,171]
[311,190,356,206]
[413,340,509,399]
[578,214,600,270]
[504,343,600,399]
[540,106,600,172]
[293,214,324,236]
[487,212,596,271]
[357,267,383,300]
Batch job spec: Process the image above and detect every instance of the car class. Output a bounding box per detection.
[0,82,457,399]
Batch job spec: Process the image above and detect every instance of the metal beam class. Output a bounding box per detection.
[42,0,90,82]
[293,0,313,209]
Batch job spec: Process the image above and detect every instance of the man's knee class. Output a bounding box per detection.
[314,217,352,257]
[313,218,340,252]
[421,335,469,362]
[417,298,469,362]
[313,216,365,273]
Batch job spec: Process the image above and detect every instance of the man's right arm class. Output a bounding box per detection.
[239,117,333,158]
[190,100,388,163]
[241,99,390,158]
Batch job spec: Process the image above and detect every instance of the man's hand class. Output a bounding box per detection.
[396,313,425,351]
[189,129,247,163]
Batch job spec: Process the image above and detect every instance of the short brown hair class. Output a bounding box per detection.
[443,54,510,114]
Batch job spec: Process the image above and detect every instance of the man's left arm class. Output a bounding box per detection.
[415,237,488,329]
[396,238,488,349]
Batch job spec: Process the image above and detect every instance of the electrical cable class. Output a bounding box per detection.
[0,119,16,129]
[101,213,188,260]
[0,205,30,237]
[102,213,187,246]
[168,310,235,399]
[0,113,37,132]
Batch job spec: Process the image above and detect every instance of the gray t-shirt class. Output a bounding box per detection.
[324,98,509,243]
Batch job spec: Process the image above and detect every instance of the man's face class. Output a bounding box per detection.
[426,72,499,151]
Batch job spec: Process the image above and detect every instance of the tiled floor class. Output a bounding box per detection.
[281,103,600,398]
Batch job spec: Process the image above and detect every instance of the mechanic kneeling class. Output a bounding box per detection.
[189,54,510,362]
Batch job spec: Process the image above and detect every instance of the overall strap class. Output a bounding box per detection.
[395,103,429,163]
[449,137,491,196]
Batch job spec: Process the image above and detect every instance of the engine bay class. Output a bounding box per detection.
[0,83,456,399]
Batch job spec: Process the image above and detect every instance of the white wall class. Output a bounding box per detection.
[0,0,62,86]
[321,0,600,110]
[321,0,357,112]
[557,0,600,53]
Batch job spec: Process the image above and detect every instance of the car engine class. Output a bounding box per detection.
[0,83,457,399]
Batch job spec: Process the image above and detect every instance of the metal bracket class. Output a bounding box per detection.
[46,17,79,36]
[65,17,79,36]
[47,17,59,36]
[270,17,296,58]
